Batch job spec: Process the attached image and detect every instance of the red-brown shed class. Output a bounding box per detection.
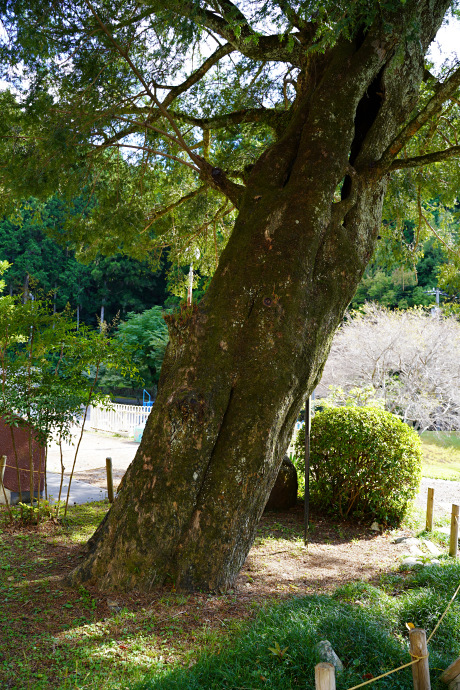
[0,416,45,497]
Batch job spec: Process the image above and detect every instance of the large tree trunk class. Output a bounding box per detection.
[70,1,448,592]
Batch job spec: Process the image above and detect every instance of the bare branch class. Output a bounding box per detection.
[389,145,460,170]
[379,64,460,170]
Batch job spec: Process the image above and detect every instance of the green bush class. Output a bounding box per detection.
[294,407,422,525]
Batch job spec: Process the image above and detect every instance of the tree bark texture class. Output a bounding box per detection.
[70,0,450,592]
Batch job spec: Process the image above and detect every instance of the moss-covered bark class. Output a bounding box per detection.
[69,0,450,592]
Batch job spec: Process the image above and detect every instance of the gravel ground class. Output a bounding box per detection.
[416,477,460,516]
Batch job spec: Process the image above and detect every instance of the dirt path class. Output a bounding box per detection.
[46,429,137,489]
[417,477,460,517]
[51,430,460,523]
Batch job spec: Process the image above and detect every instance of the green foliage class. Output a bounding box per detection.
[293,407,422,525]
[137,562,460,690]
[0,286,135,447]
[0,197,169,326]
[351,237,452,310]
[3,0,458,295]
[98,306,169,392]
[318,384,385,409]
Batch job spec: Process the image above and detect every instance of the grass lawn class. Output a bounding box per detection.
[137,564,460,690]
[1,496,460,690]
[421,431,460,480]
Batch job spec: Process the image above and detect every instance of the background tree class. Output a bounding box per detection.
[1,0,460,592]
[97,305,169,397]
[0,198,169,323]
[319,304,460,431]
[351,236,453,309]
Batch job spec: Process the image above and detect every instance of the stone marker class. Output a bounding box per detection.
[265,455,298,511]
[315,640,344,672]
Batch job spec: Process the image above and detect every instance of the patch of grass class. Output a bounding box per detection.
[0,500,168,690]
[0,502,264,690]
[421,432,460,480]
[136,562,460,690]
[422,432,460,450]
[2,497,460,690]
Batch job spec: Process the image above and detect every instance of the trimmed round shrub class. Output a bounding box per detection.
[294,406,422,525]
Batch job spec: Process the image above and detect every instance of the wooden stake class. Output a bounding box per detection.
[315,662,336,690]
[106,457,114,503]
[440,656,460,685]
[426,487,434,531]
[0,455,14,520]
[409,628,431,690]
[449,504,459,558]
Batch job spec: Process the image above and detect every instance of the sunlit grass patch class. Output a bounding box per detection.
[421,434,460,480]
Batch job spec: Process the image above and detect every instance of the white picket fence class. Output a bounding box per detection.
[87,403,151,437]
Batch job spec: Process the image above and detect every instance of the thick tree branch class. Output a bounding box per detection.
[91,106,281,152]
[112,106,282,131]
[198,163,245,208]
[138,0,303,64]
[209,1,250,29]
[379,63,460,170]
[142,185,207,234]
[162,43,235,108]
[172,107,284,131]
[389,145,460,170]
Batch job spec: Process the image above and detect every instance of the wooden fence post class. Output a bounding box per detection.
[106,457,114,503]
[409,628,431,690]
[440,656,460,687]
[449,505,459,558]
[0,455,6,486]
[315,662,336,690]
[426,488,434,531]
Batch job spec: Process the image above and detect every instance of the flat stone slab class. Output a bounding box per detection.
[421,539,442,556]
[393,536,420,545]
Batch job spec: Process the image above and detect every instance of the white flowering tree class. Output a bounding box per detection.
[319,304,460,431]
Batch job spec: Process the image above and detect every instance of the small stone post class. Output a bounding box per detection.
[315,663,336,690]
[449,505,459,558]
[409,628,431,690]
[426,487,434,531]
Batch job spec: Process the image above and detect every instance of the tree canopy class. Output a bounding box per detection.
[1,1,460,277]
